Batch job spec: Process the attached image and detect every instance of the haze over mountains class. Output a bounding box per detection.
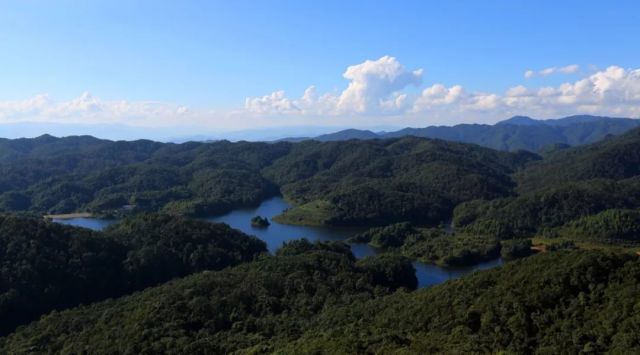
[2,115,638,152]
[301,115,640,152]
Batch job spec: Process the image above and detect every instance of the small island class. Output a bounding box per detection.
[250,216,271,228]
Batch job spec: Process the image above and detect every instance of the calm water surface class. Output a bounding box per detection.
[54,196,502,288]
[206,197,374,256]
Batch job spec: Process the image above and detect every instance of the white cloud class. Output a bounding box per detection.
[412,84,466,111]
[525,64,580,79]
[245,60,640,125]
[336,56,423,113]
[244,90,298,115]
[0,92,194,126]
[2,59,639,131]
[244,56,423,116]
[496,66,640,117]
[559,64,580,74]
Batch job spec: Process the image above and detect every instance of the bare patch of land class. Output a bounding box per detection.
[44,212,93,220]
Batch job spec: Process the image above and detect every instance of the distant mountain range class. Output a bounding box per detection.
[288,115,640,152]
[1,115,638,152]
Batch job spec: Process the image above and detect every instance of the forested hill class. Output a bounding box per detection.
[0,136,291,216]
[2,126,640,353]
[0,134,538,226]
[455,127,640,241]
[2,249,639,353]
[306,115,640,152]
[265,137,538,226]
[515,125,640,192]
[2,126,639,230]
[0,213,267,335]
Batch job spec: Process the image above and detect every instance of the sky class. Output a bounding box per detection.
[1,0,639,139]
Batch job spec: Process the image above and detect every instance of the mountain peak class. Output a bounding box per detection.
[496,116,542,126]
[314,129,380,141]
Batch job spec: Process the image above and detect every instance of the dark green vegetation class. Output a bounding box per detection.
[250,215,270,227]
[266,137,537,226]
[0,133,539,228]
[500,239,533,260]
[0,213,266,335]
[0,135,289,216]
[0,241,416,354]
[308,115,640,152]
[553,209,640,245]
[349,222,502,266]
[455,127,640,244]
[2,122,640,353]
[3,249,640,353]
[282,251,640,353]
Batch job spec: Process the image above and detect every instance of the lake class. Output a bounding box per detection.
[54,196,503,288]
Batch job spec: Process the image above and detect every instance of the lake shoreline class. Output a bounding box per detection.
[45,212,93,220]
[51,196,505,289]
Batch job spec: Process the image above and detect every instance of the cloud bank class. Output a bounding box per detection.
[1,57,639,130]
[245,58,640,123]
[0,92,194,127]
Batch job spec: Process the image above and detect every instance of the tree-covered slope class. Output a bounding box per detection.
[3,250,639,354]
[265,136,538,226]
[313,115,640,152]
[349,222,502,266]
[0,136,291,216]
[455,127,640,240]
[0,134,539,227]
[0,241,416,354]
[515,126,640,193]
[0,213,266,335]
[283,251,640,354]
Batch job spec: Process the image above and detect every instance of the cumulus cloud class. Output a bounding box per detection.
[412,84,466,112]
[336,56,423,113]
[525,64,580,79]
[244,90,298,115]
[245,60,640,124]
[497,66,640,117]
[244,56,423,116]
[2,59,639,130]
[0,92,193,126]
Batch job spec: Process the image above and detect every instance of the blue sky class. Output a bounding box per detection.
[1,0,639,138]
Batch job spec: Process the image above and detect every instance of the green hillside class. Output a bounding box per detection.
[0,213,266,335]
[2,250,638,354]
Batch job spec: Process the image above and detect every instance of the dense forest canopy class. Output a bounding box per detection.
[349,222,502,266]
[1,124,640,353]
[2,250,639,354]
[0,240,417,354]
[283,251,640,354]
[0,134,539,227]
[0,136,290,217]
[0,213,266,335]
[455,128,640,241]
[2,126,640,239]
[4,126,639,233]
[265,137,538,226]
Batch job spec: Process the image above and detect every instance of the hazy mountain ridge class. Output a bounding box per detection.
[307,115,640,151]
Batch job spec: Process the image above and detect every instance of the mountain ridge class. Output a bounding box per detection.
[301,115,640,151]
